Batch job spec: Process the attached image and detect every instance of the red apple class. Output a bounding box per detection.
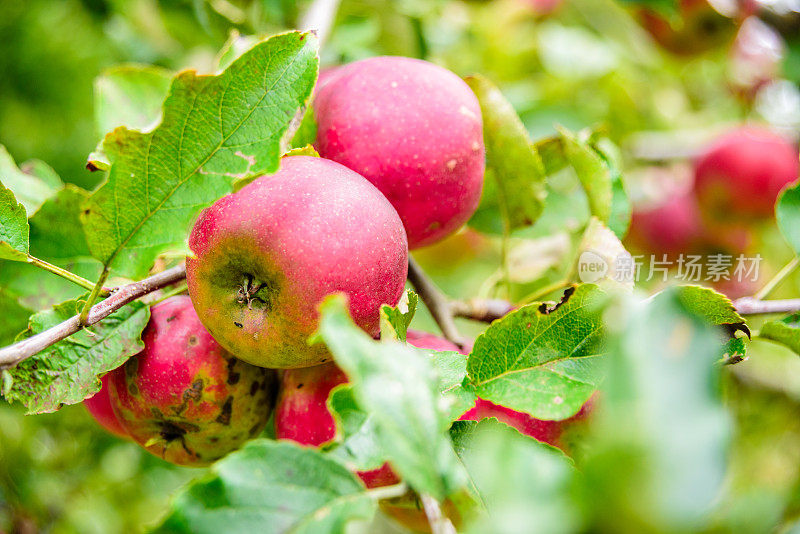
[186,155,409,369]
[629,186,705,256]
[315,56,485,249]
[84,373,129,439]
[694,126,799,220]
[109,296,276,467]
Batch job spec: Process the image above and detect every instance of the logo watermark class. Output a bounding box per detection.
[577,252,762,284]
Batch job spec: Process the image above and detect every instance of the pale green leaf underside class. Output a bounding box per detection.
[760,314,800,355]
[3,299,150,414]
[0,146,62,216]
[777,181,800,255]
[95,64,173,136]
[379,290,418,342]
[559,128,612,224]
[155,440,375,534]
[325,385,386,471]
[0,181,29,260]
[82,31,319,277]
[467,284,606,420]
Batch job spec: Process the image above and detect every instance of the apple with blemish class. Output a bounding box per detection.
[108,296,276,467]
[314,56,485,249]
[186,155,409,369]
[84,374,129,439]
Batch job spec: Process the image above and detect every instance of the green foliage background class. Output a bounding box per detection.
[2,0,800,532]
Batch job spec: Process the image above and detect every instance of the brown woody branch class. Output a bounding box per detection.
[0,264,187,371]
[407,258,468,349]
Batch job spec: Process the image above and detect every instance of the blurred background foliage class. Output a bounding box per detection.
[2,0,800,532]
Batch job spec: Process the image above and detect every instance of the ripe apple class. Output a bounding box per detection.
[186,155,409,369]
[314,56,485,249]
[109,296,276,467]
[694,126,799,220]
[84,374,129,439]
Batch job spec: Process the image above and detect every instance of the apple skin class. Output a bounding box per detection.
[274,330,463,488]
[186,156,409,369]
[694,127,799,220]
[84,374,129,439]
[109,296,277,467]
[314,56,485,249]
[629,187,705,257]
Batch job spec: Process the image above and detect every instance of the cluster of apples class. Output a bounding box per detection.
[628,126,799,295]
[84,56,585,481]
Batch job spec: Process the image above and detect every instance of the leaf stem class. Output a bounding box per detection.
[26,255,109,296]
[0,264,187,370]
[420,494,457,534]
[754,256,799,301]
[79,268,109,325]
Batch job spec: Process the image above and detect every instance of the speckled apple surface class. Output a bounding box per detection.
[186,156,409,369]
[314,56,485,249]
[109,296,276,467]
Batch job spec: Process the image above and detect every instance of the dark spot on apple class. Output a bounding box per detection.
[187,335,198,347]
[216,397,233,425]
[234,322,243,328]
[210,436,219,443]
[159,421,187,442]
[250,381,259,396]
[166,315,177,322]
[184,379,204,402]
[226,358,241,385]
[248,422,261,436]
[297,383,304,389]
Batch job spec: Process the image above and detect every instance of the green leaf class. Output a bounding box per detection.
[82,31,319,277]
[466,75,546,231]
[318,295,466,500]
[290,105,319,149]
[595,138,631,239]
[0,291,32,346]
[94,64,172,136]
[155,440,375,534]
[589,288,731,530]
[380,290,418,342]
[674,285,750,358]
[0,146,62,215]
[467,284,607,420]
[777,181,800,255]
[559,127,612,224]
[760,314,800,355]
[0,186,103,310]
[458,419,582,534]
[429,349,476,422]
[0,181,29,261]
[325,385,385,471]
[675,286,749,362]
[3,298,150,414]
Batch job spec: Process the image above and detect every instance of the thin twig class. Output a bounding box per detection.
[0,264,187,370]
[451,299,516,323]
[407,258,466,349]
[420,494,457,534]
[732,297,800,316]
[298,0,341,48]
